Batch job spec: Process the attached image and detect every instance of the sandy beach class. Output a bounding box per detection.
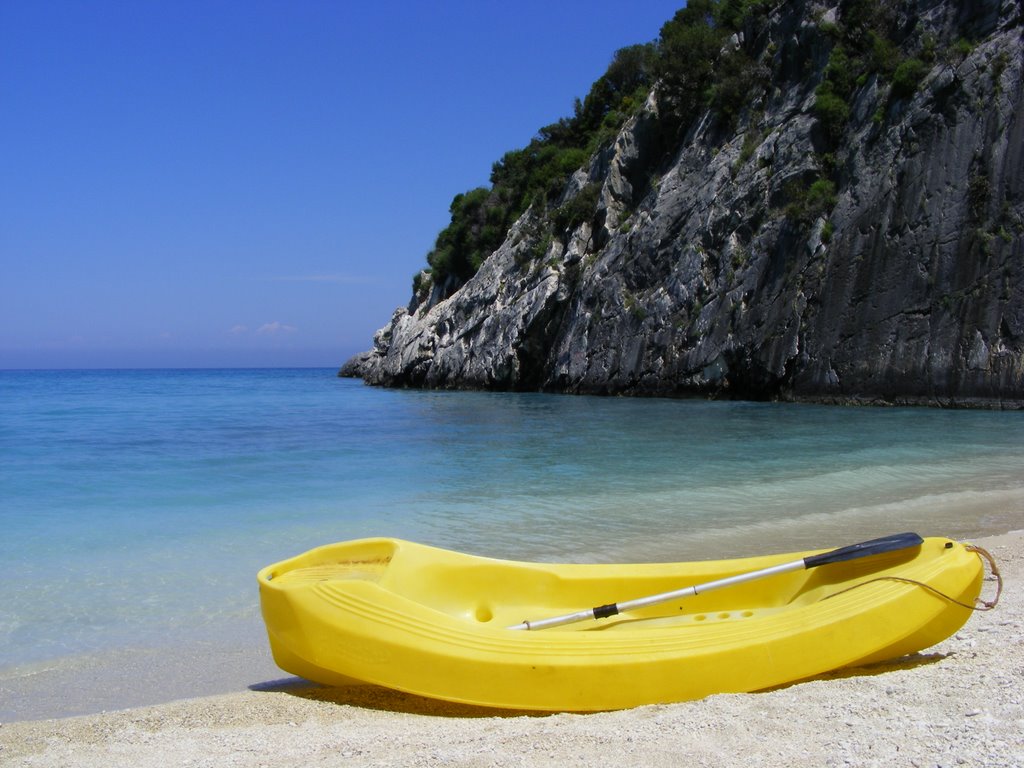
[2,530,1021,768]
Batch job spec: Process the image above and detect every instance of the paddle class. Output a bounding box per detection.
[507,532,924,631]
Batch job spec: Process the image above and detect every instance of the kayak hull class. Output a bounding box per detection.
[257,536,983,711]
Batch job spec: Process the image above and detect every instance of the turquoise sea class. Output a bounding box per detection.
[1,368,1022,720]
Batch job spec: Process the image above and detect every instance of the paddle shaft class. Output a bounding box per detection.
[508,532,923,631]
[509,559,803,631]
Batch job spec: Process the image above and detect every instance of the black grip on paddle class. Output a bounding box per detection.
[803,532,923,569]
[593,603,620,619]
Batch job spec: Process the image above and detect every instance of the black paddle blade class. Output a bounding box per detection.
[803,532,924,569]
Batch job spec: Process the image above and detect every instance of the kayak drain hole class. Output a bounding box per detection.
[693,611,754,621]
[475,606,493,623]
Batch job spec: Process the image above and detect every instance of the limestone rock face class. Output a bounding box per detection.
[343,0,1024,407]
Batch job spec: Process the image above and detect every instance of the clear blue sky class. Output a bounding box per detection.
[1,1,683,369]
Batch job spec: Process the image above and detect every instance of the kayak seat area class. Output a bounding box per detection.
[377,547,813,629]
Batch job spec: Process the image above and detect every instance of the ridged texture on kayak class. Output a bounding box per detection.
[258,537,983,711]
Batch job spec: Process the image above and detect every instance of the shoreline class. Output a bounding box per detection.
[3,507,1022,723]
[338,369,1024,411]
[2,530,1021,767]
[0,638,283,724]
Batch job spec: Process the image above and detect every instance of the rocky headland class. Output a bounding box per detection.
[343,0,1024,407]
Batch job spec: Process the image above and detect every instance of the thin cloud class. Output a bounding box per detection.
[256,321,297,335]
[227,324,248,335]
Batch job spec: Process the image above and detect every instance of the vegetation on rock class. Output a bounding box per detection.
[421,0,772,295]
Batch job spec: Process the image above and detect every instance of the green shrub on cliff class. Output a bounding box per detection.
[553,183,602,234]
[785,177,837,224]
[814,83,852,142]
[890,57,927,98]
[657,0,769,127]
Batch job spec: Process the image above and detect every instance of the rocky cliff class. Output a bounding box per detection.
[342,0,1024,407]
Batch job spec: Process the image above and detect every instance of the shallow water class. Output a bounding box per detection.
[1,368,1021,718]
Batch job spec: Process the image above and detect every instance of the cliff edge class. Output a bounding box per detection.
[343,0,1024,407]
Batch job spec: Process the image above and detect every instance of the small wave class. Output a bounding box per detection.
[597,485,1024,563]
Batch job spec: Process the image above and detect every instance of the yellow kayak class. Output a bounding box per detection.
[257,535,987,711]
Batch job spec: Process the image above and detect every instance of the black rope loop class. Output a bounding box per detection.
[823,543,1002,611]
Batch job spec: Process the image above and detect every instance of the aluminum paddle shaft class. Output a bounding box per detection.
[508,559,803,631]
[508,532,923,631]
